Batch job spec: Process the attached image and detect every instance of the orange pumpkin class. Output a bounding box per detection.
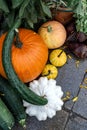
[38,21,67,49]
[0,28,48,83]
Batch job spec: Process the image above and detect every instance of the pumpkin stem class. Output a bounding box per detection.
[14,29,23,48]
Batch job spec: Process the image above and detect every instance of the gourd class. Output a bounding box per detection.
[41,64,58,79]
[23,77,64,121]
[38,21,67,49]
[49,49,67,67]
[1,19,48,105]
[0,28,48,83]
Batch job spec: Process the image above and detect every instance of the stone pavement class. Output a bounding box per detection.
[13,54,87,130]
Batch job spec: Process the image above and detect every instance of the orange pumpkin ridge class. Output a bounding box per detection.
[0,28,48,83]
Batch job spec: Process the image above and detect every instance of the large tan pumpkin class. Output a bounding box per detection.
[0,28,48,83]
[38,21,67,49]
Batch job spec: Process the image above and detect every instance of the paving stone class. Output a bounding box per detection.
[13,110,69,130]
[56,57,87,110]
[72,88,87,119]
[65,113,87,130]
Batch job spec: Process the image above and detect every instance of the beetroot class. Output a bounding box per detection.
[68,42,87,59]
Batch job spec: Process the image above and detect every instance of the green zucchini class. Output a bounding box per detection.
[0,116,11,130]
[0,98,14,130]
[0,75,26,128]
[2,18,48,105]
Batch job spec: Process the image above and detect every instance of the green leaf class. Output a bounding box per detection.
[12,0,23,8]
[40,0,52,18]
[21,8,34,28]
[65,0,79,7]
[19,0,30,18]
[0,0,9,13]
[27,19,34,28]
[74,1,82,15]
[5,11,15,28]
[26,2,38,23]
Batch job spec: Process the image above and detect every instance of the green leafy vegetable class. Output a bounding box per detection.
[5,11,15,28]
[0,0,9,13]
[40,0,51,18]
[12,0,23,8]
[19,0,30,18]
[0,0,52,30]
[74,0,87,34]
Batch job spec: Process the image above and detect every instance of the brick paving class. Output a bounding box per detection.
[13,56,87,130]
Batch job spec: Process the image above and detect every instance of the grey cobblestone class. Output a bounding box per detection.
[13,110,69,130]
[65,113,87,130]
[73,88,87,119]
[56,58,87,110]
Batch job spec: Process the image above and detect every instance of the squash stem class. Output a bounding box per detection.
[43,70,51,76]
[19,119,26,128]
[47,25,52,32]
[58,50,64,57]
[42,25,52,32]
[14,29,23,48]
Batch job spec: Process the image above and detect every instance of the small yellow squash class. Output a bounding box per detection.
[41,64,58,79]
[49,49,67,67]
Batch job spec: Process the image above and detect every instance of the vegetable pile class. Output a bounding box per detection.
[47,0,87,59]
[0,0,87,129]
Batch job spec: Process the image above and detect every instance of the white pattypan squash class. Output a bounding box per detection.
[23,77,64,121]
